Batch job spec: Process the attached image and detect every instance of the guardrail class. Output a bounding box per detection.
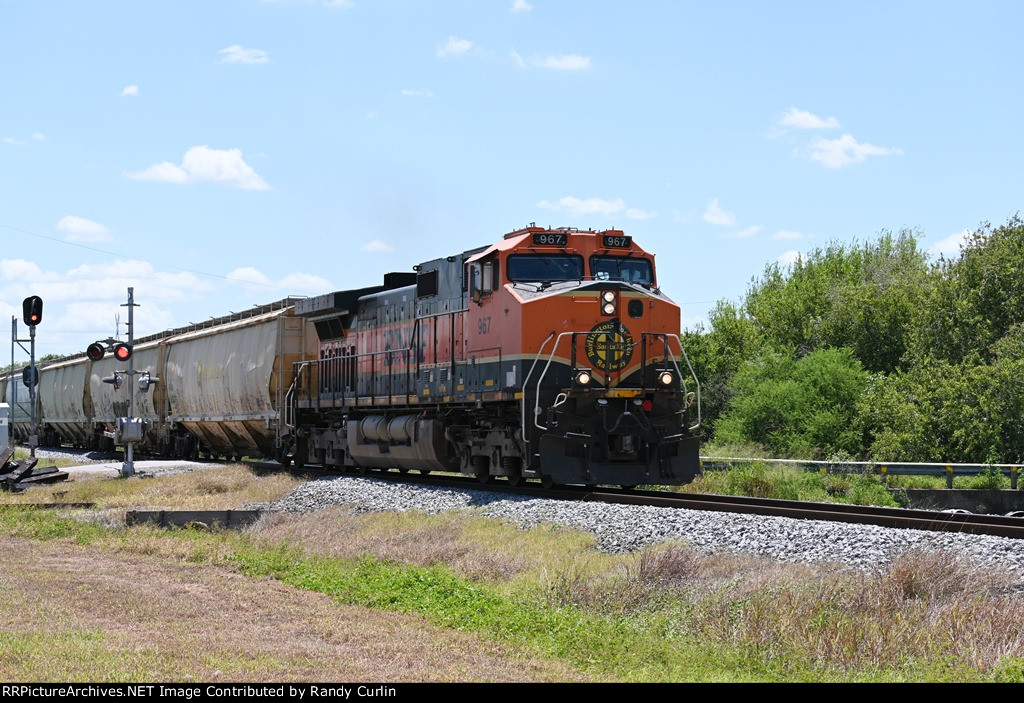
[700,456,1022,489]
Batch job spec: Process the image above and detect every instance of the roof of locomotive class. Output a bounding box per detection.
[466,226,652,264]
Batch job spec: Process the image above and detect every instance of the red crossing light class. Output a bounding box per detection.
[113,343,132,362]
[86,343,105,362]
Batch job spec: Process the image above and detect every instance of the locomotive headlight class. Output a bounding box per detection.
[657,370,675,387]
[601,290,616,316]
[574,370,594,386]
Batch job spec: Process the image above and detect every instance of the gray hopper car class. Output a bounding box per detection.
[2,298,317,460]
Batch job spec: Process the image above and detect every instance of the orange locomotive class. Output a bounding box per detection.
[286,224,702,487]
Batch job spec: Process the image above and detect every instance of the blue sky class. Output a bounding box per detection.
[2,0,1022,359]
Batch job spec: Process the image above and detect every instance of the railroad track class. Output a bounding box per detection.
[262,464,1024,540]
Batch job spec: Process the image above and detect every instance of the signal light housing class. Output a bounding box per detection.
[574,369,594,387]
[601,290,616,316]
[656,370,675,387]
[86,343,105,362]
[113,343,132,362]
[22,296,43,327]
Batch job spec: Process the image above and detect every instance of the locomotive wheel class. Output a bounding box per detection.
[541,476,556,489]
[507,473,523,487]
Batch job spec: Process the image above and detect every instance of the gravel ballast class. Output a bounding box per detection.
[262,474,1024,579]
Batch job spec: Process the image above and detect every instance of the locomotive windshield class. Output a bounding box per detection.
[590,256,654,285]
[507,254,584,282]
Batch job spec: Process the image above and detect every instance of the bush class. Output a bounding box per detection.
[715,348,869,459]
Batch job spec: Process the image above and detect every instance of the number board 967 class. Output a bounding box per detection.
[532,233,567,246]
[602,234,632,248]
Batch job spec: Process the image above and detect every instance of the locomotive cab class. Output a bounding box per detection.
[463,225,702,487]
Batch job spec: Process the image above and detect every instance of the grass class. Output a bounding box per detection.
[1,466,1023,681]
[679,461,900,507]
[0,464,301,512]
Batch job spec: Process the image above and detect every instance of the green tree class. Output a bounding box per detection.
[715,347,870,459]
[745,229,932,373]
[911,216,1024,365]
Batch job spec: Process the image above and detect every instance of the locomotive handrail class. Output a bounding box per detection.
[520,332,557,443]
[310,321,420,403]
[529,330,702,433]
[284,361,313,430]
[663,333,701,430]
[533,330,595,431]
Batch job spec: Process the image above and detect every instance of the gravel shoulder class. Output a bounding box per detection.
[260,474,1024,582]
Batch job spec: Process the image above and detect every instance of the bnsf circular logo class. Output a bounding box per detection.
[585,321,634,372]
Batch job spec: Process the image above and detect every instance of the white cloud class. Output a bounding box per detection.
[808,134,902,169]
[777,250,802,267]
[277,271,333,292]
[778,108,840,130]
[225,267,270,286]
[539,196,625,218]
[32,133,45,142]
[733,225,762,238]
[126,145,270,190]
[773,230,803,240]
[226,267,332,294]
[510,50,528,68]
[56,215,113,243]
[121,84,139,97]
[219,45,270,64]
[437,36,472,58]
[929,229,970,258]
[537,54,590,70]
[3,137,27,146]
[511,0,532,11]
[626,208,656,220]
[362,240,396,253]
[400,89,434,98]
[703,199,736,226]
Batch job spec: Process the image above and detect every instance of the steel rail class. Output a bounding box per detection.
[259,463,1024,540]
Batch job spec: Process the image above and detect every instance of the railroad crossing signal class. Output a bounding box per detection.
[86,341,132,362]
[22,296,42,327]
[21,365,38,387]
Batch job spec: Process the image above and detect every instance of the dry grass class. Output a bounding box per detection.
[537,542,1024,675]
[0,536,587,682]
[252,508,619,587]
[0,464,300,513]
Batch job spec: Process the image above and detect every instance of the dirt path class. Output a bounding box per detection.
[0,537,587,682]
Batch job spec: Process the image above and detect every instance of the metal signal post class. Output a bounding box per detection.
[122,287,138,477]
[13,297,43,457]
